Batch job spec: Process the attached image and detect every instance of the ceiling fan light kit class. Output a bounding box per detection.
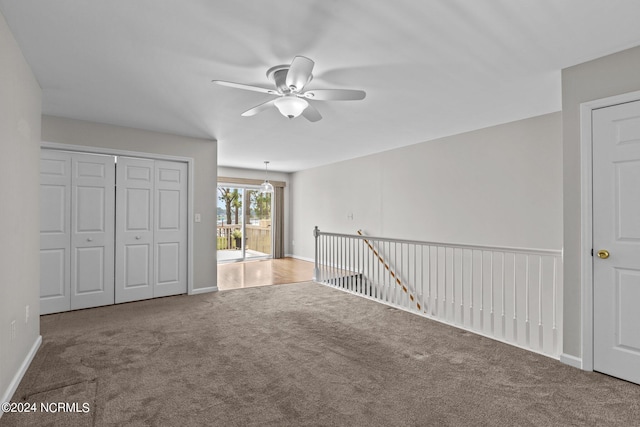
[274,96,309,119]
[213,56,366,122]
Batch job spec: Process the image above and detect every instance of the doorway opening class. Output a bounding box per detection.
[217,185,273,263]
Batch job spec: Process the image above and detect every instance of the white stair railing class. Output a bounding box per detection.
[313,226,563,359]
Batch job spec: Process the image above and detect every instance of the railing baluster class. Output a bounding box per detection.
[538,256,544,351]
[345,236,348,289]
[470,249,474,328]
[400,243,404,308]
[452,248,456,323]
[341,236,344,289]
[435,246,439,317]
[552,257,558,354]
[382,239,384,299]
[336,235,339,286]
[513,252,517,342]
[344,237,353,291]
[376,239,379,298]
[443,246,447,319]
[323,234,327,283]
[353,236,356,294]
[328,234,332,285]
[390,241,394,304]
[355,235,359,294]
[428,246,432,316]
[320,234,323,283]
[525,254,530,346]
[501,252,506,338]
[318,233,322,282]
[322,234,326,284]
[319,234,322,282]
[490,251,494,334]
[413,245,420,311]
[330,235,334,285]
[461,249,465,325]
[479,250,484,331]
[393,241,397,306]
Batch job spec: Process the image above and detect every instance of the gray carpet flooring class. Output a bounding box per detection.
[2,281,640,426]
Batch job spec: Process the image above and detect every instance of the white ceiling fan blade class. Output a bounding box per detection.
[301,103,322,122]
[241,99,277,117]
[303,89,366,101]
[213,80,278,95]
[286,56,314,92]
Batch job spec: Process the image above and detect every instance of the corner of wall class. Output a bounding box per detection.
[0,8,43,407]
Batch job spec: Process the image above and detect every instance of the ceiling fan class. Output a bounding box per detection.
[212,56,366,122]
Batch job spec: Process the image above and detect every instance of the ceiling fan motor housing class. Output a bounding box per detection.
[267,65,312,94]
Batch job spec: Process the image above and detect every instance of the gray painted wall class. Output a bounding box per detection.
[561,45,640,359]
[41,116,218,291]
[290,112,562,260]
[0,11,42,404]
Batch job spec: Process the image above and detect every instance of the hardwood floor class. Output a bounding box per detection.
[217,257,314,291]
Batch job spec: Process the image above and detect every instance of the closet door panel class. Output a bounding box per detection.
[154,161,187,297]
[116,157,155,303]
[75,247,105,293]
[40,150,71,314]
[70,153,115,310]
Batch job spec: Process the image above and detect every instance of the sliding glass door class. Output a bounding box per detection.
[244,189,272,260]
[217,185,272,263]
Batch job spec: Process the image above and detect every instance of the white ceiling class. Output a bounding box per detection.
[2,1,640,172]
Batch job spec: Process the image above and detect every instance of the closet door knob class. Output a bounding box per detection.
[135,236,141,240]
[87,238,93,242]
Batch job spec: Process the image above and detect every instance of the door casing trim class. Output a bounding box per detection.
[579,90,640,371]
[41,141,195,296]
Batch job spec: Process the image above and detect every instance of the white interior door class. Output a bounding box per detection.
[154,160,187,297]
[40,150,71,314]
[70,153,116,310]
[115,157,155,303]
[593,99,640,385]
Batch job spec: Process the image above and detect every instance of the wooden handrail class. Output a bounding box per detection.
[357,230,423,312]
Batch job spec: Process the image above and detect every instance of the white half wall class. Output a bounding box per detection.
[290,112,563,260]
[0,10,42,406]
[41,116,217,291]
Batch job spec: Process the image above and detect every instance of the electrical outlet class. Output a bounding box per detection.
[10,320,16,342]
[26,305,29,323]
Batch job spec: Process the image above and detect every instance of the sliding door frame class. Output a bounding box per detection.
[41,141,195,295]
[217,182,274,263]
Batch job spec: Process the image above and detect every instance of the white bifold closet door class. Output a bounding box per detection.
[40,150,116,314]
[40,150,188,314]
[115,157,187,303]
[153,160,188,297]
[115,157,155,303]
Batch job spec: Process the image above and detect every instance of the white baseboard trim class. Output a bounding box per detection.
[287,254,314,263]
[189,286,218,295]
[560,353,583,370]
[1,335,42,416]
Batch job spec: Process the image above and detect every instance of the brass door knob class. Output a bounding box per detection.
[597,250,610,259]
